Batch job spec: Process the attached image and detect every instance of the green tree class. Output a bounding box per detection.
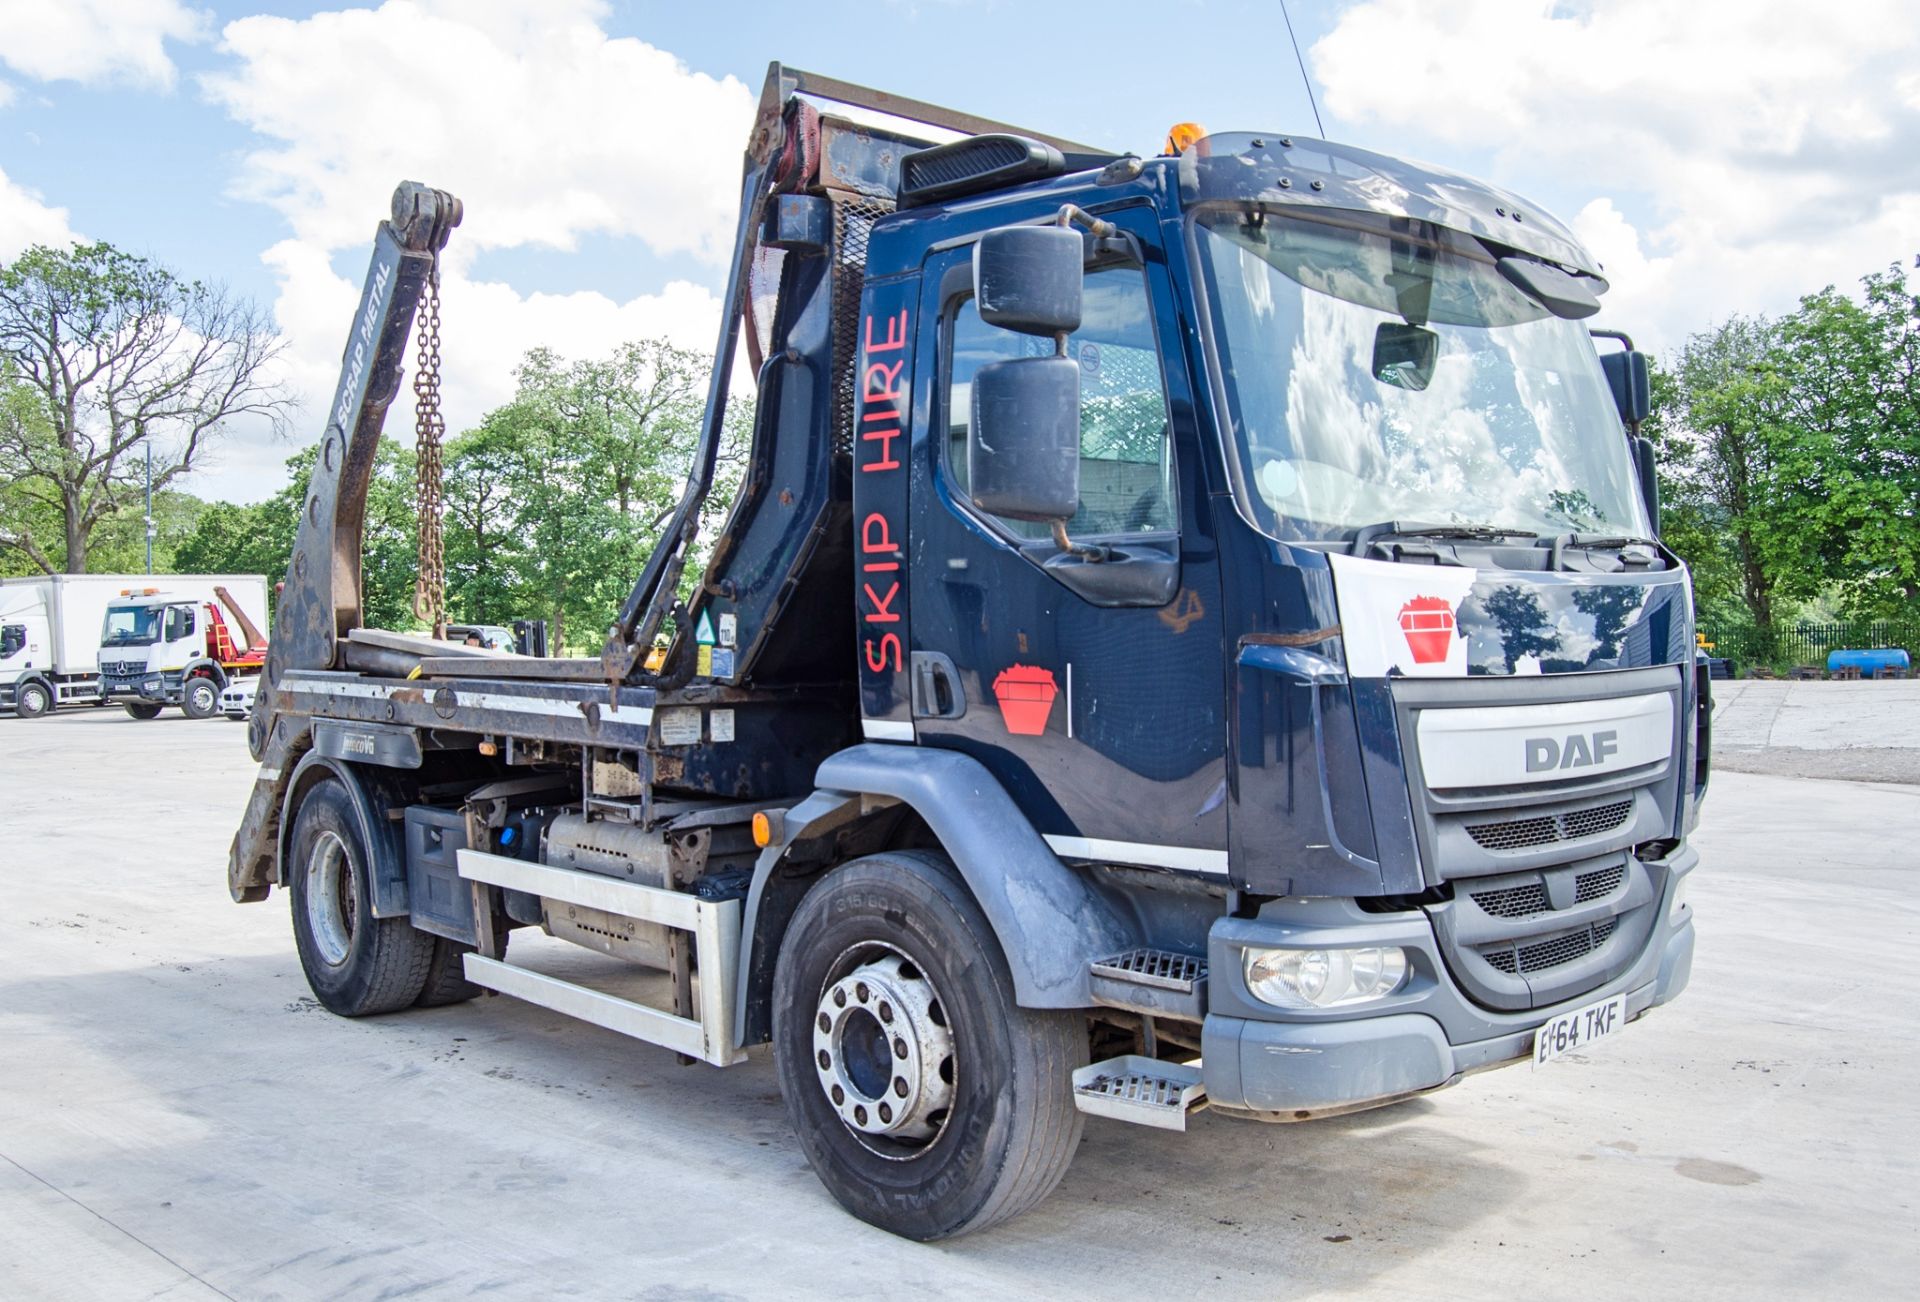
[174,439,418,630]
[0,242,291,573]
[1773,266,1920,618]
[441,340,746,653]
[1656,316,1824,654]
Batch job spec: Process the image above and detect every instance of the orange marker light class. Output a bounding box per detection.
[752,811,773,848]
[1163,121,1208,157]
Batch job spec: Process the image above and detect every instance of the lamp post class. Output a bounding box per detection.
[144,442,155,574]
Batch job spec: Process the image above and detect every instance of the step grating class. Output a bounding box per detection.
[1072,1054,1207,1131]
[1089,948,1206,993]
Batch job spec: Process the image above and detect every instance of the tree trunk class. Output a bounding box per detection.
[62,499,88,574]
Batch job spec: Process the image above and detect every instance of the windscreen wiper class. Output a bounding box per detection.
[1350,520,1540,557]
[1546,532,1663,571]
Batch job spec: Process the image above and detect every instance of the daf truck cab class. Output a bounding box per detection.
[229,67,1703,1240]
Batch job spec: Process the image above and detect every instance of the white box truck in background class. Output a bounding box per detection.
[1,574,137,716]
[1,574,270,720]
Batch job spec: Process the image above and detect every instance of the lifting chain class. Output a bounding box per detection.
[411,260,447,638]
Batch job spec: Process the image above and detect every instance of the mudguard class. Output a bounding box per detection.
[734,744,1134,1042]
[278,750,410,918]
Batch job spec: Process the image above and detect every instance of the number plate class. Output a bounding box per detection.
[1532,992,1627,1069]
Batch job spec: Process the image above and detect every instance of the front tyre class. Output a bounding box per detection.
[772,850,1087,1240]
[15,681,52,718]
[124,702,164,720]
[181,676,220,720]
[287,780,433,1015]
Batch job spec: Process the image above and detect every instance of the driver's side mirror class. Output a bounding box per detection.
[1600,349,1651,427]
[968,225,1085,523]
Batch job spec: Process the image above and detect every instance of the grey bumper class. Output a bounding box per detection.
[1201,855,1696,1116]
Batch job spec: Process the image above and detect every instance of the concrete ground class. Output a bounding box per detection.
[1709,678,1920,784]
[2,708,1916,1300]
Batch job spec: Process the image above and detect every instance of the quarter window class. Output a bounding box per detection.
[946,266,1176,539]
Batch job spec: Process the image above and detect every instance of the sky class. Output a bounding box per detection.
[1,0,1916,503]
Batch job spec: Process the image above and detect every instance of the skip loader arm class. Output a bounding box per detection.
[227,182,460,903]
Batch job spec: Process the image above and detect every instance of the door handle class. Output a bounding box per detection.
[909,651,967,720]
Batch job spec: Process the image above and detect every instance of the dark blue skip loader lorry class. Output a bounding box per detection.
[229,65,1705,1239]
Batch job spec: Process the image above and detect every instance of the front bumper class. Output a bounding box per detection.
[1200,849,1696,1117]
[103,674,171,702]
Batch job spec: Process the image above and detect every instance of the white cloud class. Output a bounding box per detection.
[189,0,742,500]
[0,164,81,259]
[1313,0,1920,352]
[0,0,208,91]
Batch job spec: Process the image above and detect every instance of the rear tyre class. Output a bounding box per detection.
[181,677,220,720]
[413,931,504,1007]
[772,850,1087,1240]
[124,702,164,720]
[15,681,52,718]
[287,780,433,1015]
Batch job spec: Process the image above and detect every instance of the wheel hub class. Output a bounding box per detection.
[812,953,954,1142]
[304,830,357,967]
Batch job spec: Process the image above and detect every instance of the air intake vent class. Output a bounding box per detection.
[1478,917,1621,977]
[899,134,1065,207]
[1467,799,1633,852]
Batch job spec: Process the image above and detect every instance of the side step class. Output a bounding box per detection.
[455,849,746,1066]
[1089,948,1207,1020]
[1072,1055,1208,1131]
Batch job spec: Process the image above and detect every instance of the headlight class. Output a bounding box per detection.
[1242,945,1409,1010]
[1668,875,1692,922]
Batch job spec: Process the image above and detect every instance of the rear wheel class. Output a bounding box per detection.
[14,681,52,718]
[772,850,1087,1240]
[413,932,502,1007]
[287,780,433,1015]
[181,676,219,720]
[124,702,164,720]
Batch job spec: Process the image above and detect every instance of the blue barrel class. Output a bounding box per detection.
[1826,648,1911,675]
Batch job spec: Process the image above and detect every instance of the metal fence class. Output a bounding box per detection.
[1699,620,1920,671]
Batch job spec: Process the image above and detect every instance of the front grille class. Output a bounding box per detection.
[1479,917,1621,977]
[1575,863,1626,902]
[1471,881,1550,919]
[1466,799,1633,852]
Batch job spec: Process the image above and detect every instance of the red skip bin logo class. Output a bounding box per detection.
[1398,596,1457,664]
[992,663,1058,736]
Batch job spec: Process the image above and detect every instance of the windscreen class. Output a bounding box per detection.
[101,604,163,647]
[1192,208,1647,544]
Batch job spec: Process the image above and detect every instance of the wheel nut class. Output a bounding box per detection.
[817,1012,830,1033]
[893,1077,908,1098]
[878,1002,893,1024]
[878,1102,893,1124]
[833,988,846,1007]
[817,1049,830,1070]
[893,1037,908,1059]
[831,1084,845,1105]
[854,1105,868,1126]
[855,982,869,1003]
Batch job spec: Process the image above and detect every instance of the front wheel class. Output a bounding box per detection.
[181,676,220,720]
[124,702,164,720]
[772,850,1087,1240]
[14,681,52,718]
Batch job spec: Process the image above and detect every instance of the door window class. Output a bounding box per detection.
[946,266,1176,540]
[164,605,195,641]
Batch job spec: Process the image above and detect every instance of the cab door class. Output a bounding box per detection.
[906,206,1227,874]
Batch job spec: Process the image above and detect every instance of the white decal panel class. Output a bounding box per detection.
[1328,553,1478,678]
[1416,692,1673,789]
